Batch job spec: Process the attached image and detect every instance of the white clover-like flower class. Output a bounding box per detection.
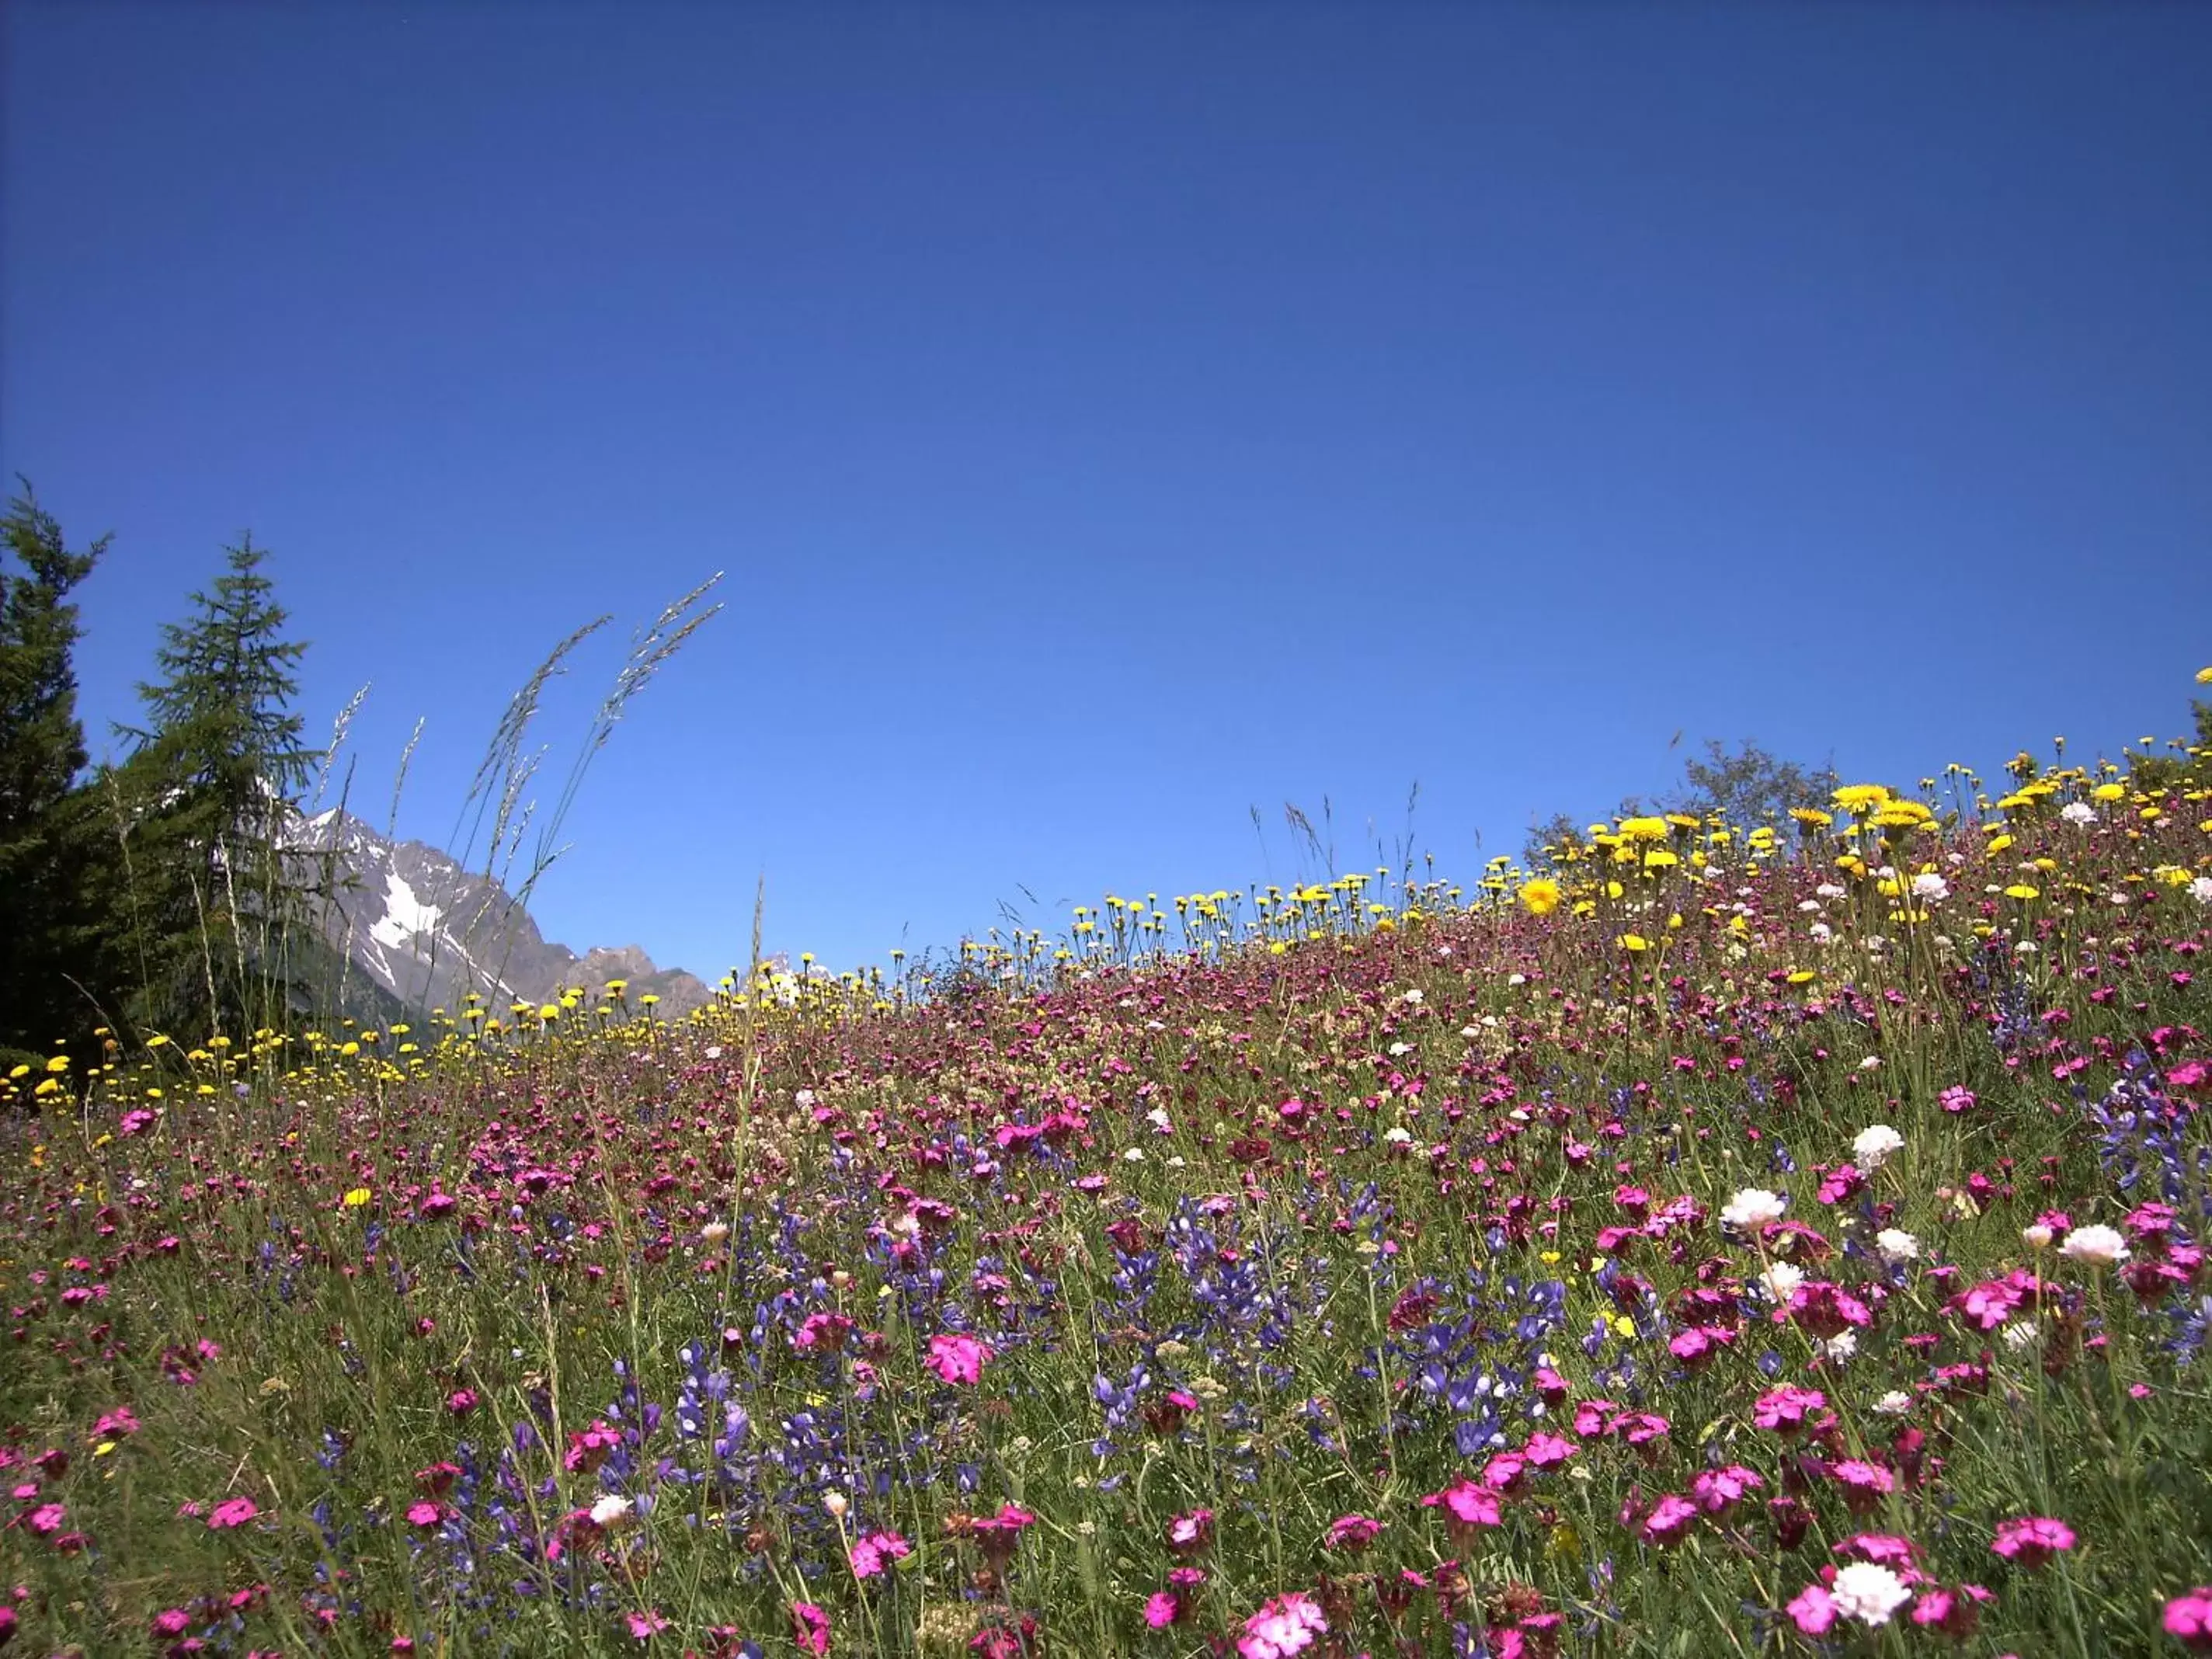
[2002,1320,2042,1353]
[1830,1561,1912,1625]
[1853,1125,1904,1169]
[1822,1331,1858,1363]
[1874,1228,1919,1264]
[1873,1389,1913,1417]
[1122,1146,1146,1163]
[1759,1261,1807,1303]
[2061,802,2097,826]
[699,1220,730,1246]
[1911,872,1949,903]
[1382,1126,1414,1146]
[2022,1223,2055,1249]
[2192,876,2212,905]
[1721,1188,1788,1230]
[2059,1223,2130,1268]
[589,1495,635,1528]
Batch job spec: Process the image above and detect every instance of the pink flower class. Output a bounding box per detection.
[1692,1465,1762,1517]
[625,1609,669,1640]
[1325,1514,1382,1551]
[1640,1494,1699,1548]
[1167,1508,1214,1551]
[1779,1281,1873,1339]
[791,1601,832,1656]
[1143,1591,1183,1629]
[1911,1584,1991,1638]
[1753,1385,1826,1433]
[1238,1590,1327,1659]
[923,1333,991,1386]
[446,1388,479,1417]
[1524,1431,1578,1469]
[1786,1583,1839,1636]
[1991,1515,2075,1567]
[1421,1478,1504,1534]
[2164,1588,2212,1649]
[849,1529,911,1579]
[207,1497,259,1529]
[405,1501,445,1529]
[1835,1534,1920,1569]
[26,1502,65,1536]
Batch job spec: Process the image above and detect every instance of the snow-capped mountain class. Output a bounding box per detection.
[290,809,714,1018]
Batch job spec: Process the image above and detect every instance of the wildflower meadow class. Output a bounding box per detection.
[5,698,2211,1658]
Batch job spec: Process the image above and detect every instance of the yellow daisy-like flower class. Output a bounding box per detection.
[1520,878,1563,916]
[1618,816,1671,843]
[342,1187,372,1208]
[1619,933,1651,952]
[1789,807,1833,830]
[2004,884,2040,901]
[1831,784,1891,814]
[2196,666,2212,684]
[2093,783,2127,802]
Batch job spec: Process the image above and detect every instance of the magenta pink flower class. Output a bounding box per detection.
[923,1332,991,1385]
[1238,1590,1327,1659]
[1835,1533,1920,1569]
[1143,1591,1182,1628]
[1753,1384,1826,1433]
[1421,1478,1504,1533]
[625,1609,669,1640]
[1325,1513,1382,1551]
[2165,1588,2212,1650]
[1524,1431,1578,1469]
[849,1529,910,1579]
[207,1497,259,1529]
[405,1501,445,1529]
[1640,1493,1699,1548]
[1991,1515,2075,1567]
[1911,1584,1990,1638]
[1786,1583,1839,1636]
[791,1601,831,1656]
[1167,1508,1214,1551]
[1692,1465,1763,1516]
[26,1502,65,1536]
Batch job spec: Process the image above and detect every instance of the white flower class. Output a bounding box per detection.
[1797,899,1825,913]
[1874,1228,1919,1264]
[2059,1223,2130,1268]
[1758,1261,1807,1303]
[1122,1146,1146,1163]
[1402,989,1424,1004]
[589,1495,634,1528]
[2193,876,2212,904]
[1857,1056,1882,1073]
[794,1089,817,1109]
[2022,1223,2055,1249]
[1809,921,1834,944]
[1815,883,1848,900]
[1853,1125,1904,1169]
[1873,1389,1913,1417]
[699,1220,729,1246]
[1911,872,1949,903]
[2002,1320,2042,1352]
[1830,1561,1913,1625]
[2061,802,2097,826]
[1382,1126,1414,1146]
[1507,972,1526,986]
[1146,1107,1174,1135]
[1822,1331,1858,1363]
[822,1490,848,1520]
[1721,1188,1789,1229]
[1388,1042,1412,1057]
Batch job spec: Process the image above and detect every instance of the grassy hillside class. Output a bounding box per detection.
[3,711,2209,1657]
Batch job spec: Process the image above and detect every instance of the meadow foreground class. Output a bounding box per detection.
[4,755,2210,1657]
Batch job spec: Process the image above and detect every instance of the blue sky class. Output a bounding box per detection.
[5,4,2209,983]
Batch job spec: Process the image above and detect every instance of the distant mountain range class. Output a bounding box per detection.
[290,809,715,1021]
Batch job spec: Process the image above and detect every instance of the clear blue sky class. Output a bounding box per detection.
[5,4,2209,983]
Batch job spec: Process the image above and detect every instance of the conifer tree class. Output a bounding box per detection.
[117,536,318,1038]
[0,485,114,1059]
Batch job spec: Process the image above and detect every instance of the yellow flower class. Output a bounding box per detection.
[342,1187,372,1208]
[1786,969,1816,986]
[2196,666,2212,685]
[1619,933,1650,952]
[1619,816,1670,843]
[1520,878,1563,916]
[2004,884,2040,901]
[2093,783,2127,802]
[1789,806,1834,830]
[1831,784,1891,814]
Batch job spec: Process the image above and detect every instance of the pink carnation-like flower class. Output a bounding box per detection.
[1421,1478,1504,1533]
[1640,1493,1699,1548]
[2165,1588,2212,1650]
[1786,1583,1838,1636]
[1238,1590,1327,1659]
[1167,1508,1214,1551]
[406,1501,445,1529]
[1524,1431,1578,1468]
[1143,1591,1183,1629]
[1753,1385,1826,1432]
[1692,1465,1762,1516]
[1991,1515,2075,1567]
[790,1601,831,1657]
[849,1529,910,1579]
[625,1609,669,1640]
[1325,1514,1382,1551]
[923,1333,991,1385]
[207,1497,259,1529]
